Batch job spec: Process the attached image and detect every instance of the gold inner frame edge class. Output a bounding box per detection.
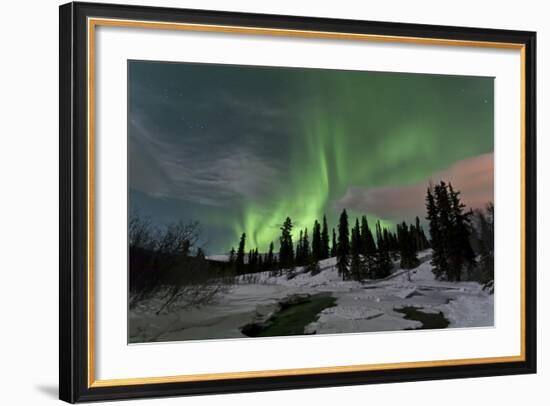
[87,17,527,388]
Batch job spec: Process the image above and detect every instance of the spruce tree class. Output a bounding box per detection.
[426,182,476,281]
[278,217,294,272]
[477,203,494,284]
[383,228,394,257]
[306,225,321,275]
[448,183,475,281]
[360,216,376,255]
[359,216,377,278]
[302,228,311,262]
[336,209,350,279]
[248,249,259,273]
[312,220,322,261]
[295,230,304,265]
[397,222,419,269]
[375,220,384,250]
[350,218,363,280]
[235,233,246,274]
[392,231,400,255]
[427,184,447,279]
[331,228,337,257]
[409,224,420,263]
[228,247,236,264]
[375,221,390,257]
[359,216,368,256]
[321,215,330,259]
[413,216,425,251]
[435,183,454,278]
[374,220,392,278]
[265,241,275,271]
[396,223,405,265]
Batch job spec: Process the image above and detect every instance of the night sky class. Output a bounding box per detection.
[129,61,494,255]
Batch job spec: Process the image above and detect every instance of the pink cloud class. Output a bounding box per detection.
[335,152,494,220]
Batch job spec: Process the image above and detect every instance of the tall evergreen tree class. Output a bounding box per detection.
[336,209,350,279]
[391,232,399,260]
[228,247,236,264]
[265,241,275,271]
[436,182,456,280]
[312,220,322,261]
[235,233,246,273]
[295,228,310,267]
[350,218,364,280]
[426,182,476,281]
[359,216,377,278]
[397,222,419,269]
[278,217,294,272]
[383,228,393,254]
[429,184,450,279]
[476,203,494,284]
[302,228,311,262]
[321,215,330,259]
[295,229,304,265]
[447,183,475,281]
[305,226,321,275]
[375,220,384,250]
[374,220,392,278]
[248,248,259,273]
[331,228,337,257]
[360,216,376,255]
[426,186,443,278]
[413,216,428,251]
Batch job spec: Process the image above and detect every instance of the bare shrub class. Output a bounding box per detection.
[128,212,232,313]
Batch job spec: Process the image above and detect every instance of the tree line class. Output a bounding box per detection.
[129,180,494,305]
[227,210,429,281]
[426,181,494,283]
[228,180,493,285]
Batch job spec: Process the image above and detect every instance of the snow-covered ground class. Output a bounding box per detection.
[129,250,493,343]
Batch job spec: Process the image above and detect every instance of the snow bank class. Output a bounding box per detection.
[130,250,494,342]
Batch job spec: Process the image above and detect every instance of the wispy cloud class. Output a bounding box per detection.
[129,116,283,206]
[334,152,494,220]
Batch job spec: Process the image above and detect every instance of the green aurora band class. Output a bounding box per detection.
[129,62,493,254]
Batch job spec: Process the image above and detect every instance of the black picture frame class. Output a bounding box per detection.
[59,1,537,403]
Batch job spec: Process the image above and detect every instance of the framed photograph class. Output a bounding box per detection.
[59,2,536,403]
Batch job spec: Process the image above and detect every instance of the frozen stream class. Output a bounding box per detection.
[129,250,493,343]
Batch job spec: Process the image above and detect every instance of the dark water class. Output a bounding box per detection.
[242,294,336,337]
[394,306,450,329]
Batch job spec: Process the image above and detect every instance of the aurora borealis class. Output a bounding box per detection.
[129,61,494,254]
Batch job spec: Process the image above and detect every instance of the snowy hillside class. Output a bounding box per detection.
[129,250,493,343]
